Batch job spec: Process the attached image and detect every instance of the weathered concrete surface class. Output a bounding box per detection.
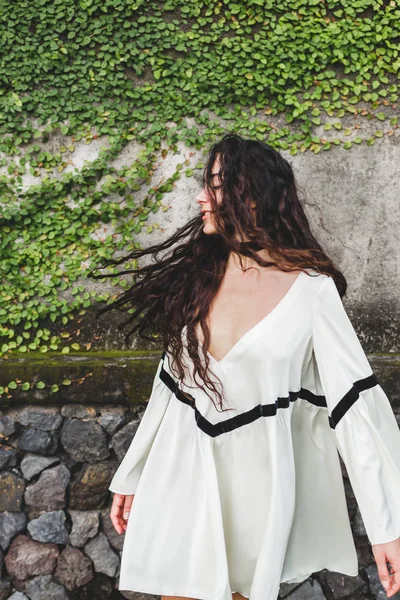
[293,134,400,352]
[75,131,400,352]
[2,118,399,352]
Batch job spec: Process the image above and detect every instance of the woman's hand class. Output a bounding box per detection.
[372,537,400,597]
[110,492,135,534]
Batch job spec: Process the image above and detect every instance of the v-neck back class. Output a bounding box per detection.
[193,269,307,366]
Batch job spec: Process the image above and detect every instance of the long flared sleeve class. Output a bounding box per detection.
[312,275,400,546]
[108,354,171,495]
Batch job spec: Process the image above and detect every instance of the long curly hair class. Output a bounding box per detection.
[88,133,346,411]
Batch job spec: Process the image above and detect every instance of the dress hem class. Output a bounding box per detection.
[280,564,359,585]
[118,565,359,597]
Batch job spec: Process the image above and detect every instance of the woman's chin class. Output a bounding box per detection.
[202,221,216,234]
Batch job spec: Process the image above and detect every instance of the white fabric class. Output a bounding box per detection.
[109,269,400,599]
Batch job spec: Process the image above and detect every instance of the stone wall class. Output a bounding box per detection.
[0,404,145,600]
[1,401,399,600]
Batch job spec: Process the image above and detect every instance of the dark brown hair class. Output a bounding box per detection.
[88,133,346,411]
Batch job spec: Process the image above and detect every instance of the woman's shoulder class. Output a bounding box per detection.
[299,268,332,301]
[301,267,330,284]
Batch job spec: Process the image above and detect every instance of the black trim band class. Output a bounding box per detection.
[159,352,325,437]
[328,373,379,429]
[160,351,379,435]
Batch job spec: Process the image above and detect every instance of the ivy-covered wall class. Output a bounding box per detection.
[1,0,399,401]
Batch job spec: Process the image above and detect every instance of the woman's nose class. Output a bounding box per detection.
[196,189,207,204]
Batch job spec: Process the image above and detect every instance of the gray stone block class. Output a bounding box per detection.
[27,510,69,544]
[68,509,100,547]
[0,511,27,551]
[20,453,60,480]
[24,464,70,511]
[16,408,63,432]
[84,531,119,578]
[60,419,109,463]
[24,574,70,600]
[285,579,325,599]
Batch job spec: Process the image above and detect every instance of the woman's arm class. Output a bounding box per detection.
[312,275,400,596]
[108,354,170,495]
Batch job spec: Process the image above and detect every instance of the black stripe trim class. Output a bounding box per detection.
[159,351,379,435]
[329,373,379,429]
[159,359,196,408]
[159,352,324,437]
[298,387,327,408]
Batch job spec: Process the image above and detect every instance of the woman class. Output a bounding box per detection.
[89,133,400,600]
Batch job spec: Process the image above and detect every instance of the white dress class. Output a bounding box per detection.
[108,268,400,600]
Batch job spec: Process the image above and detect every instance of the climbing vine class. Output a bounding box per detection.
[0,0,399,399]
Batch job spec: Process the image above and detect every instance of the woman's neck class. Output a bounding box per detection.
[225,249,274,274]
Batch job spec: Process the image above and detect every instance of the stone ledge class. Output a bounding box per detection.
[1,352,399,408]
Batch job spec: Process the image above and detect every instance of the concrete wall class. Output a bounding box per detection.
[3,118,399,352]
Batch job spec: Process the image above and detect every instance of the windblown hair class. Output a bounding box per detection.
[88,133,346,411]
